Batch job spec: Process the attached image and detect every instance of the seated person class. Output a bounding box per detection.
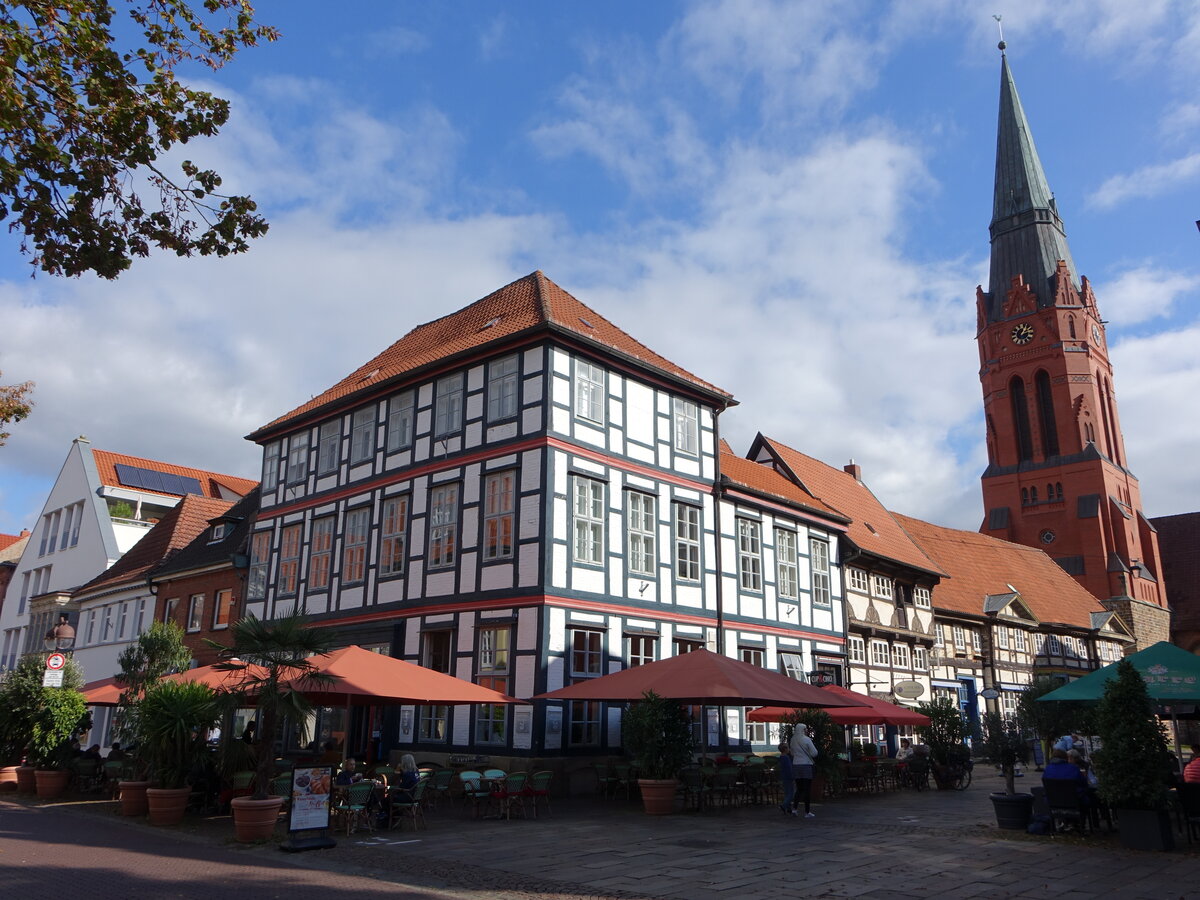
[1184,744,1200,785]
[1043,748,1091,807]
[82,744,104,762]
[336,758,363,786]
[895,738,914,762]
[394,754,420,795]
[106,742,127,762]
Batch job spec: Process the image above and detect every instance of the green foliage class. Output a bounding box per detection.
[1017,676,1094,761]
[1093,659,1171,811]
[208,613,335,798]
[0,372,34,447]
[981,711,1029,796]
[916,695,970,767]
[621,690,697,780]
[0,655,87,766]
[114,620,191,743]
[136,680,219,788]
[0,1,274,278]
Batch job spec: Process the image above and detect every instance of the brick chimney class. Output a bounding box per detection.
[844,460,862,482]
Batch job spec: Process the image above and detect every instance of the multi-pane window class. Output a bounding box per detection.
[483,473,515,562]
[475,627,510,744]
[386,391,415,451]
[569,629,603,745]
[287,432,309,484]
[342,508,369,583]
[574,360,605,423]
[419,630,453,741]
[914,586,932,608]
[84,610,96,645]
[996,625,1010,650]
[262,441,281,492]
[187,594,204,632]
[892,644,910,668]
[1001,691,1019,719]
[572,477,604,565]
[674,503,700,581]
[379,496,409,576]
[213,589,233,630]
[58,507,72,551]
[626,492,656,576]
[278,524,302,596]
[779,652,805,680]
[248,531,270,600]
[428,484,459,568]
[775,529,798,599]
[116,602,128,639]
[672,398,698,455]
[102,607,114,641]
[308,516,334,590]
[487,355,519,422]
[434,373,464,436]
[162,597,178,624]
[350,407,375,463]
[70,503,81,545]
[737,519,762,592]
[674,637,703,655]
[870,640,889,666]
[810,538,831,606]
[913,646,928,670]
[316,420,340,474]
[1047,634,1062,654]
[871,574,893,599]
[972,630,982,654]
[1013,629,1027,652]
[627,634,656,667]
[952,625,966,651]
[848,637,865,663]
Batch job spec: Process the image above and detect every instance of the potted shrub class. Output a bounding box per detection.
[621,690,697,815]
[0,655,87,799]
[210,613,335,841]
[981,711,1033,829]
[1093,659,1174,851]
[137,680,220,825]
[916,696,971,790]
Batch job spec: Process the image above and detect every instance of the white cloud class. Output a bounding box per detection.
[1096,266,1200,324]
[1088,153,1200,210]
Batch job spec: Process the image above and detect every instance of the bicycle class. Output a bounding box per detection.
[943,758,973,790]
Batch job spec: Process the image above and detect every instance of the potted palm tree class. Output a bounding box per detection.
[981,710,1033,829]
[1093,659,1174,851]
[210,613,335,841]
[137,680,220,825]
[621,690,697,815]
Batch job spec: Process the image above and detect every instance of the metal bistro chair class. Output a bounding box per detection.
[371,765,395,784]
[271,774,293,812]
[70,758,103,794]
[332,781,376,834]
[1042,778,1090,835]
[679,765,708,812]
[458,770,493,818]
[710,766,741,809]
[593,762,617,798]
[493,771,529,820]
[388,779,428,831]
[524,769,554,818]
[428,768,455,810]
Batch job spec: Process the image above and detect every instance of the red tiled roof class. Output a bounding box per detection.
[253,271,734,437]
[719,446,846,522]
[757,436,943,576]
[92,450,258,500]
[1152,512,1200,632]
[0,531,29,554]
[75,495,234,596]
[893,513,1108,628]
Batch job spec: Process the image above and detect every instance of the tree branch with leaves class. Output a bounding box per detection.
[0,371,33,445]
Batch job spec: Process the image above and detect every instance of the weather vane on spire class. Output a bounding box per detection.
[994,14,1006,52]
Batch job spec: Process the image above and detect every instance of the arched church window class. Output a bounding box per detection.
[1102,377,1122,467]
[1068,316,1076,339]
[1055,482,1063,501]
[1030,486,1039,504]
[1010,376,1033,463]
[1035,370,1059,458]
[1021,488,1029,505]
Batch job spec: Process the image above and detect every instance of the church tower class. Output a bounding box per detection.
[976,46,1169,649]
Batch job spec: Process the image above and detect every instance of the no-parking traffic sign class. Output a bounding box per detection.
[46,653,67,670]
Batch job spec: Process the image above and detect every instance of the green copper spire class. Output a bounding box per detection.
[984,51,1079,323]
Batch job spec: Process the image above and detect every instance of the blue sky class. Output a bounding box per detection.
[2,0,1198,538]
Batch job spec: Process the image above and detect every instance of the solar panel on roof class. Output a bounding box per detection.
[114,463,205,496]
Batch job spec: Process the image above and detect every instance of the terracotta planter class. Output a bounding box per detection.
[118,781,150,817]
[0,766,20,792]
[636,778,678,815]
[145,786,191,826]
[231,795,286,843]
[34,769,70,800]
[15,765,36,794]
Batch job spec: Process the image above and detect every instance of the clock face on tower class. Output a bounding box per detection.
[1040,529,1056,544]
[1092,324,1102,345]
[1010,323,1034,345]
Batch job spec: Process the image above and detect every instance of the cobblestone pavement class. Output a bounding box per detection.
[3,769,1200,900]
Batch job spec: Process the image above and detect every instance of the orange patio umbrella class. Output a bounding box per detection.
[81,676,124,707]
[748,684,930,726]
[162,659,272,691]
[533,648,864,707]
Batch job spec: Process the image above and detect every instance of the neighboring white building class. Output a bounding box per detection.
[0,437,256,671]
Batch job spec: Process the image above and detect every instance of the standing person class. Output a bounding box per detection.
[789,723,819,819]
[1184,745,1200,784]
[777,742,795,814]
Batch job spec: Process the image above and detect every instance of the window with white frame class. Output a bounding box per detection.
[262,441,281,491]
[428,485,459,568]
[778,651,804,680]
[317,420,340,474]
[116,602,128,639]
[626,491,656,576]
[70,502,81,545]
[574,359,605,424]
[1013,628,1027,652]
[810,538,831,606]
[972,630,982,654]
[342,507,370,582]
[674,503,700,581]
[483,472,515,562]
[848,567,868,593]
[627,634,656,667]
[871,574,893,599]
[996,624,1009,650]
[1034,633,1047,654]
[849,636,865,664]
[162,597,178,624]
[248,531,270,600]
[475,626,510,744]
[1047,634,1062,654]
[775,529,798,599]
[349,407,375,463]
[892,644,910,668]
[418,629,452,741]
[952,625,966,651]
[569,629,604,745]
[212,589,233,630]
[102,606,113,641]
[84,610,96,645]
[914,586,931,608]
[434,373,464,437]
[672,398,699,455]
[870,640,889,666]
[379,496,409,576]
[386,391,415,451]
[913,646,928,670]
[737,519,762,592]
[278,524,302,596]
[1000,691,1019,719]
[308,516,334,590]
[487,355,519,422]
[186,594,204,632]
[58,506,72,552]
[572,477,604,565]
[287,432,309,484]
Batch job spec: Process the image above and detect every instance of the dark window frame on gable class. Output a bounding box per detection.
[434,373,464,437]
[486,354,520,423]
[386,390,415,452]
[350,406,376,464]
[316,419,341,475]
